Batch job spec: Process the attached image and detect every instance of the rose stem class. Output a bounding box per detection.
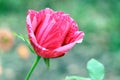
[25,55,41,80]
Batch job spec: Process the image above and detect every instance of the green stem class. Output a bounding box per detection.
[25,55,41,80]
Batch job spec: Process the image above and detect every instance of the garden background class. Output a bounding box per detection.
[0,0,120,80]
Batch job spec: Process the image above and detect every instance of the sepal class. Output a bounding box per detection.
[44,58,50,68]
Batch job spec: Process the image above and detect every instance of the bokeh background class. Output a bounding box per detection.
[0,0,120,80]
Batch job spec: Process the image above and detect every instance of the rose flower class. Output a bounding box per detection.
[26,8,84,58]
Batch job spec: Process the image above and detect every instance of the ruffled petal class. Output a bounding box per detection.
[27,10,38,32]
[53,31,84,56]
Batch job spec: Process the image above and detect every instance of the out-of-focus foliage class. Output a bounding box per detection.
[0,0,120,80]
[87,59,104,80]
[65,59,104,80]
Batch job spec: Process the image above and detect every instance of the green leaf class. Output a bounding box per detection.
[44,58,50,68]
[13,32,35,54]
[13,32,25,41]
[24,38,35,54]
[65,76,91,80]
[87,59,105,80]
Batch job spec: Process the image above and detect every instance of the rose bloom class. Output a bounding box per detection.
[26,8,84,58]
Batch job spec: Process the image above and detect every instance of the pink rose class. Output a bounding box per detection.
[26,8,84,58]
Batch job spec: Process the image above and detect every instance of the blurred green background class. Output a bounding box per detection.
[0,0,120,80]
